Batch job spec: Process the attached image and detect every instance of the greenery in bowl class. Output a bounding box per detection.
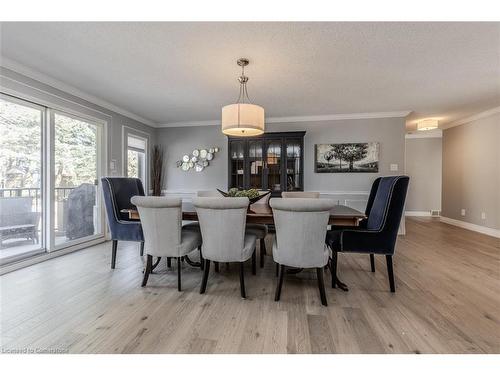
[227,188,261,199]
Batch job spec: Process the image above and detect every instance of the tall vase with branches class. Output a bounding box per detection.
[151,145,164,196]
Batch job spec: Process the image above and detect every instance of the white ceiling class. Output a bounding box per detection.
[1,22,499,130]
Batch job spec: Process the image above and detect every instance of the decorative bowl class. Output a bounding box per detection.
[216,189,271,205]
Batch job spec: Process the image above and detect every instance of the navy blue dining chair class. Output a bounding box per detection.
[331,177,381,271]
[101,177,145,269]
[326,176,409,292]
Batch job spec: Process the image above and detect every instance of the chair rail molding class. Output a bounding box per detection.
[161,189,370,199]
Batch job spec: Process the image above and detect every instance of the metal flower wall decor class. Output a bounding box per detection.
[176,147,220,172]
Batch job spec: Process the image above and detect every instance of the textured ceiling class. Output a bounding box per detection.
[1,22,499,129]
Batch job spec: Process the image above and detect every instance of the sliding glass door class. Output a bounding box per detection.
[51,111,103,248]
[0,95,45,263]
[0,94,106,264]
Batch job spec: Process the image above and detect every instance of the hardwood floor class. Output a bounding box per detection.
[1,218,499,354]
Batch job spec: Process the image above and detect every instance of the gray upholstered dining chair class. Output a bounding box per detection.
[197,190,222,197]
[270,198,335,306]
[246,190,271,268]
[181,191,223,234]
[281,191,320,198]
[193,197,257,298]
[131,196,202,291]
[186,190,269,269]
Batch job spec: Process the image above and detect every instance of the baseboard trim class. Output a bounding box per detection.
[440,216,500,238]
[405,211,432,217]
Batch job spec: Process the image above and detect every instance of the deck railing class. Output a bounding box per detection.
[0,187,76,209]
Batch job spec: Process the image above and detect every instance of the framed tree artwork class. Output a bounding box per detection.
[315,142,379,173]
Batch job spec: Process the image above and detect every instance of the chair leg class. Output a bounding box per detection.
[260,238,266,268]
[199,246,204,270]
[370,254,375,272]
[177,257,182,291]
[142,255,152,287]
[386,255,396,293]
[111,240,118,269]
[252,248,257,275]
[239,262,246,299]
[151,257,162,272]
[200,259,211,294]
[167,257,172,268]
[140,241,144,256]
[274,265,285,301]
[331,252,338,288]
[215,262,220,273]
[316,267,328,306]
[275,262,279,277]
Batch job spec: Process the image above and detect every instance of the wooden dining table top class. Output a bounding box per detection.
[122,201,365,226]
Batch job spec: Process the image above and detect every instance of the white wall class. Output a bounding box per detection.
[157,116,406,208]
[405,136,442,214]
[441,111,500,230]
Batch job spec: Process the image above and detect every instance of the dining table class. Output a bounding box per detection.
[121,201,366,291]
[123,201,365,226]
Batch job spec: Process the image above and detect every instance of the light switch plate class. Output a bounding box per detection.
[109,159,117,171]
[461,209,466,216]
[481,212,486,220]
[390,164,398,171]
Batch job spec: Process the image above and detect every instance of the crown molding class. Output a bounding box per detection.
[158,111,412,128]
[159,119,221,127]
[443,106,500,129]
[0,57,157,128]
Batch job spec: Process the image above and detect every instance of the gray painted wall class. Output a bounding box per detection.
[158,117,406,195]
[441,112,500,229]
[0,67,156,186]
[405,137,442,212]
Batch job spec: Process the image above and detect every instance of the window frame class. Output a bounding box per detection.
[122,126,150,192]
[0,91,109,261]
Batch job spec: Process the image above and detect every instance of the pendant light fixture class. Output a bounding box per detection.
[221,58,265,136]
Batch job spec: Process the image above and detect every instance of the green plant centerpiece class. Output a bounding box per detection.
[227,188,260,199]
[217,188,271,204]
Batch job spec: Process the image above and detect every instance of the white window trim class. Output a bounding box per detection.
[122,125,150,192]
[0,91,109,264]
[49,108,107,252]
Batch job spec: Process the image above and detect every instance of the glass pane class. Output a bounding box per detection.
[0,97,44,262]
[286,139,301,191]
[54,113,101,246]
[127,149,146,183]
[266,140,281,191]
[248,140,263,189]
[230,141,244,189]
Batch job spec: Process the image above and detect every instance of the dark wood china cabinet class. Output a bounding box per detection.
[227,131,305,196]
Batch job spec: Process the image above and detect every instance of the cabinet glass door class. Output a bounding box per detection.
[265,140,282,192]
[229,140,245,189]
[248,140,264,190]
[286,139,302,191]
